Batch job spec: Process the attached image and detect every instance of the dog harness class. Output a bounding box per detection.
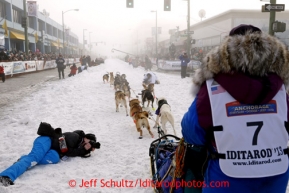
[206,79,289,178]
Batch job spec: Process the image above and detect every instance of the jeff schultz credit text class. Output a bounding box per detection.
[68,179,230,188]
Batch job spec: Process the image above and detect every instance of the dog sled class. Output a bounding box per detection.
[149,131,208,193]
[149,134,182,193]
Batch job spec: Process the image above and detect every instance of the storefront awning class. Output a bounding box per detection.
[51,41,58,47]
[10,31,25,40]
[51,41,63,48]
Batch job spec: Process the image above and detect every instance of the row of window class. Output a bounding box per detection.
[0,1,78,45]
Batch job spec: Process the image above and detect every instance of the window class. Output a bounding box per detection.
[0,1,6,18]
[28,16,35,29]
[12,8,21,24]
[38,20,45,31]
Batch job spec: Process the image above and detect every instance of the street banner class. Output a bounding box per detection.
[2,20,8,36]
[27,1,37,17]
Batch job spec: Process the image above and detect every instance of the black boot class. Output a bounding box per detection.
[0,176,14,186]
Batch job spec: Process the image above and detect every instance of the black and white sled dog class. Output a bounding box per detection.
[154,97,176,135]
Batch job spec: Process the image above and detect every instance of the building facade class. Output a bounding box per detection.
[0,0,81,55]
[164,9,289,58]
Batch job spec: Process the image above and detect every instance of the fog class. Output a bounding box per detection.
[35,0,289,58]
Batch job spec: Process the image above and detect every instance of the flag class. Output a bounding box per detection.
[211,85,226,95]
[211,81,226,95]
[2,19,8,36]
[34,32,38,43]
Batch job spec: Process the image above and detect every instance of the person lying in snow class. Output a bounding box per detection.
[0,122,101,186]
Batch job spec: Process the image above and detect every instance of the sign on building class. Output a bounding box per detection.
[27,1,37,17]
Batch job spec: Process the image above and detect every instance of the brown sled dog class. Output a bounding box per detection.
[129,99,142,120]
[129,99,153,139]
[103,73,109,83]
[115,91,128,116]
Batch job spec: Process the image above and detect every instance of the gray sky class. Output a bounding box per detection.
[35,0,289,57]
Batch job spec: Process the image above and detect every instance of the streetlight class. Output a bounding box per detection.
[89,31,93,56]
[136,30,139,55]
[182,0,191,58]
[151,10,157,64]
[62,8,79,56]
[23,0,28,55]
[83,29,87,55]
[260,0,276,36]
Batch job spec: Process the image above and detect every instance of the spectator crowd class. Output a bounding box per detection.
[0,49,81,62]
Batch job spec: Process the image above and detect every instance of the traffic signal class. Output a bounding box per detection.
[126,0,134,8]
[21,17,27,28]
[273,21,286,33]
[164,0,171,11]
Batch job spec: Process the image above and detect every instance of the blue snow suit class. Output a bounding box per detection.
[0,136,59,182]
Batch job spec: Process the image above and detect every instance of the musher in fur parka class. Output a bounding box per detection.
[182,25,289,193]
[192,30,289,93]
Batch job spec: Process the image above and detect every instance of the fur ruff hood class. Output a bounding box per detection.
[192,31,289,94]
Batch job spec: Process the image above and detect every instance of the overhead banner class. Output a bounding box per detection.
[27,1,37,17]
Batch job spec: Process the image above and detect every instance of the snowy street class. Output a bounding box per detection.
[0,59,193,193]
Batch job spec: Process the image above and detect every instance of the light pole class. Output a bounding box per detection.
[83,29,87,55]
[62,9,79,56]
[260,0,277,36]
[151,10,158,64]
[269,0,276,36]
[23,0,29,55]
[89,31,93,56]
[187,0,191,58]
[136,30,139,55]
[181,0,192,58]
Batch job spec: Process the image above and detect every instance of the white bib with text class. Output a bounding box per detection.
[206,79,289,178]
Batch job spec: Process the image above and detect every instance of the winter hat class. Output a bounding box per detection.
[229,24,261,36]
[85,133,96,142]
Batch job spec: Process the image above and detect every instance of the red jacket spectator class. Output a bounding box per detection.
[68,64,77,77]
[0,65,4,74]
[0,65,5,82]
[70,64,77,75]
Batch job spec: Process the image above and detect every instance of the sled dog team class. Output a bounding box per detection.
[103,71,176,139]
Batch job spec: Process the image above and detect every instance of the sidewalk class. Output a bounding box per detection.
[0,67,71,107]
